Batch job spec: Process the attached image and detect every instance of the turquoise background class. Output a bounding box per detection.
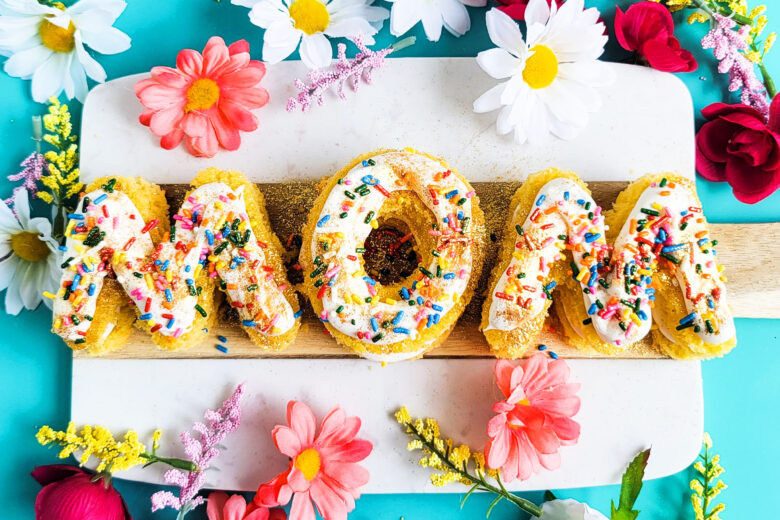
[0,1,777,519]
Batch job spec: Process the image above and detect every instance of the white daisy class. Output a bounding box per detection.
[0,0,130,103]
[0,190,60,315]
[232,0,389,69]
[473,2,614,145]
[388,0,486,42]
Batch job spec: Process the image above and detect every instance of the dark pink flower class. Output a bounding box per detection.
[135,36,269,158]
[206,491,286,520]
[495,0,564,21]
[32,465,131,520]
[614,1,697,73]
[484,355,581,482]
[696,97,780,203]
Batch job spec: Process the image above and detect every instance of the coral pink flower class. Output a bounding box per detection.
[135,36,269,158]
[207,491,286,520]
[696,97,780,203]
[32,465,131,520]
[484,354,581,482]
[495,0,564,21]
[255,401,373,520]
[614,1,697,73]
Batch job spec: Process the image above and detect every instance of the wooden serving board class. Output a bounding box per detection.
[73,181,780,360]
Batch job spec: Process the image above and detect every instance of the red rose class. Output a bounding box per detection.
[496,0,564,21]
[32,465,132,520]
[696,97,780,203]
[614,1,697,73]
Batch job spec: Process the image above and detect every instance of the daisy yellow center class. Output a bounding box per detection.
[295,448,321,481]
[11,232,50,263]
[39,18,76,53]
[522,45,558,89]
[185,78,220,112]
[518,398,530,406]
[288,0,330,35]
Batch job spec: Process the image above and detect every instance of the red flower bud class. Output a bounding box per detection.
[614,1,697,73]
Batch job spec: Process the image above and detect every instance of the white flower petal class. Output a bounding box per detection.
[3,44,51,79]
[68,54,88,103]
[0,254,19,291]
[389,0,420,37]
[19,260,44,310]
[12,187,30,228]
[0,16,40,52]
[248,0,288,28]
[485,8,527,58]
[325,16,376,40]
[80,26,131,55]
[231,0,264,7]
[440,0,469,37]
[541,499,609,520]
[476,48,522,79]
[0,199,21,235]
[524,0,550,27]
[299,32,332,69]
[0,0,58,16]
[31,51,70,102]
[75,38,106,83]
[420,4,443,42]
[67,0,126,22]
[473,82,506,113]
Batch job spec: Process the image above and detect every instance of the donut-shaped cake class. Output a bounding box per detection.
[52,168,300,354]
[482,168,736,360]
[301,149,486,362]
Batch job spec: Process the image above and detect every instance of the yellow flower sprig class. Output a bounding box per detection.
[37,97,83,206]
[36,422,197,475]
[395,407,541,518]
[690,433,727,520]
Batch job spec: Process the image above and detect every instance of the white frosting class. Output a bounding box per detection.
[488,176,735,348]
[53,182,296,344]
[310,151,476,349]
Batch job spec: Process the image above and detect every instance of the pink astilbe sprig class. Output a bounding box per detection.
[5,152,46,208]
[151,384,245,517]
[702,14,769,118]
[287,35,415,113]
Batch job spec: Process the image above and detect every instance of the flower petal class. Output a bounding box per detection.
[299,33,332,69]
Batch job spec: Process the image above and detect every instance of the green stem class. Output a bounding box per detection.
[141,452,198,472]
[405,421,543,518]
[390,36,416,52]
[759,62,777,98]
[689,0,754,26]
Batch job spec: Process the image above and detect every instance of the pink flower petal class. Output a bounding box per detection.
[219,99,259,132]
[220,67,265,90]
[323,462,370,490]
[272,425,302,458]
[724,158,780,203]
[223,494,249,520]
[137,84,186,111]
[149,105,185,137]
[486,427,511,469]
[290,490,316,520]
[322,439,372,463]
[206,491,229,520]
[229,39,250,56]
[494,359,515,398]
[310,480,348,520]
[181,111,208,138]
[177,48,203,78]
[160,128,184,150]
[202,36,230,78]
[288,466,312,493]
[185,121,219,158]
[288,401,317,447]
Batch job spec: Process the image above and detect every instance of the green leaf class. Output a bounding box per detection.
[544,490,557,502]
[610,448,650,520]
[486,495,503,518]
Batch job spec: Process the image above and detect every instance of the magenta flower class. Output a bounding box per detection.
[5,152,46,208]
[32,465,131,520]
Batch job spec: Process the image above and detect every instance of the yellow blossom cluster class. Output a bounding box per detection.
[38,97,83,205]
[394,407,495,488]
[36,422,154,474]
[650,0,692,12]
[690,432,727,520]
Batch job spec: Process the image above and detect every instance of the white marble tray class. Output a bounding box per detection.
[72,58,702,492]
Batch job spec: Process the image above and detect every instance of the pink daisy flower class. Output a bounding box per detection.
[484,354,581,482]
[255,401,373,520]
[134,36,269,158]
